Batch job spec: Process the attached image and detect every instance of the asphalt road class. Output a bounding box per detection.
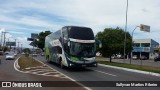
[96,57,160,67]
[0,55,85,90]
[36,56,160,90]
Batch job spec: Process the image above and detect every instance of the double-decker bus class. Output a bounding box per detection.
[45,26,98,68]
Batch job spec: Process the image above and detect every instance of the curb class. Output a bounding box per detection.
[14,56,91,90]
[15,57,20,69]
[99,64,160,77]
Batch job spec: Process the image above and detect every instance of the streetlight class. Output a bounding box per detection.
[131,24,150,65]
[123,0,129,63]
[130,26,140,64]
[2,31,9,51]
[14,39,17,52]
[17,42,20,53]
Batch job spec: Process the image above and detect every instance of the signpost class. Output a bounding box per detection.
[28,33,38,62]
[131,24,150,65]
[6,42,16,46]
[140,24,150,32]
[31,33,38,39]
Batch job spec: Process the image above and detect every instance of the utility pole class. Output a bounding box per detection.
[17,42,20,53]
[123,0,129,63]
[2,32,8,51]
[21,44,22,53]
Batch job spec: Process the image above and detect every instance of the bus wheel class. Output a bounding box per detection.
[59,60,64,69]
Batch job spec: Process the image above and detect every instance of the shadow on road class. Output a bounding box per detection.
[48,61,94,72]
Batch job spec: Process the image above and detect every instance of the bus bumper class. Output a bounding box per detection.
[67,61,97,68]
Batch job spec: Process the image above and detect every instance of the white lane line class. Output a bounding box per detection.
[25,69,53,72]
[34,58,92,90]
[99,64,160,77]
[14,57,92,90]
[94,70,117,77]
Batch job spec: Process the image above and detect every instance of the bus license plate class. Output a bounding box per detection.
[82,65,86,67]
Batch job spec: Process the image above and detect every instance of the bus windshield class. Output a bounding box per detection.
[70,42,95,57]
[69,27,94,40]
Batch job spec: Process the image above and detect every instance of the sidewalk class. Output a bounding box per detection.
[96,57,160,67]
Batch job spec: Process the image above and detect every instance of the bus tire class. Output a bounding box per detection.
[59,58,64,69]
[46,55,50,63]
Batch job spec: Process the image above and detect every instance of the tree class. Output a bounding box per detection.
[33,31,51,51]
[23,48,31,53]
[96,27,132,62]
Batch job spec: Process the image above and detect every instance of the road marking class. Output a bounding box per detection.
[14,57,92,90]
[94,70,117,77]
[35,57,92,90]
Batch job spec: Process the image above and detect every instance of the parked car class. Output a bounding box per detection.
[154,57,160,62]
[6,53,15,60]
[32,53,38,57]
[132,55,138,60]
[140,55,147,60]
[5,52,10,55]
[111,55,116,59]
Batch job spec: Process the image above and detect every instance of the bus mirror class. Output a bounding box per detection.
[68,42,70,46]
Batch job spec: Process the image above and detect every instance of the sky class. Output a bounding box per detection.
[0,0,160,48]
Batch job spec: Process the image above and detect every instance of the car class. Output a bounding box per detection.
[14,53,17,56]
[32,53,38,57]
[154,57,160,62]
[140,55,147,60]
[111,55,116,59]
[6,53,15,60]
[5,52,10,55]
[132,55,138,60]
[41,53,44,56]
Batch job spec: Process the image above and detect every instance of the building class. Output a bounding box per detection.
[132,39,159,59]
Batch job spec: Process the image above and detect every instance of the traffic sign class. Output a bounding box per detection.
[140,24,150,32]
[27,38,36,41]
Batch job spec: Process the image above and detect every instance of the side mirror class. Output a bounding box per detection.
[99,43,102,48]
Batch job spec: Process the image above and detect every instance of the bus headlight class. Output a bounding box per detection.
[71,57,79,61]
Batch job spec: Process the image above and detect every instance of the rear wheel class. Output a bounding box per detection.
[46,55,50,63]
[95,62,98,67]
[59,58,64,69]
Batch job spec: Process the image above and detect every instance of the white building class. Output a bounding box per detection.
[132,39,159,59]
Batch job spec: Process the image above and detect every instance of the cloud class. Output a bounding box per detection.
[0,0,160,48]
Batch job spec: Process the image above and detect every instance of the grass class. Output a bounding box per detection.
[98,61,160,74]
[18,55,43,70]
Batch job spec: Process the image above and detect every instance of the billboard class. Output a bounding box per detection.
[132,47,150,52]
[31,33,38,39]
[6,42,16,46]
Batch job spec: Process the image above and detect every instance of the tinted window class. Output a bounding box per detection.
[69,27,94,40]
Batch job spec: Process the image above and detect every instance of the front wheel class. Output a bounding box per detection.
[60,60,64,69]
[46,55,50,63]
[59,58,64,69]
